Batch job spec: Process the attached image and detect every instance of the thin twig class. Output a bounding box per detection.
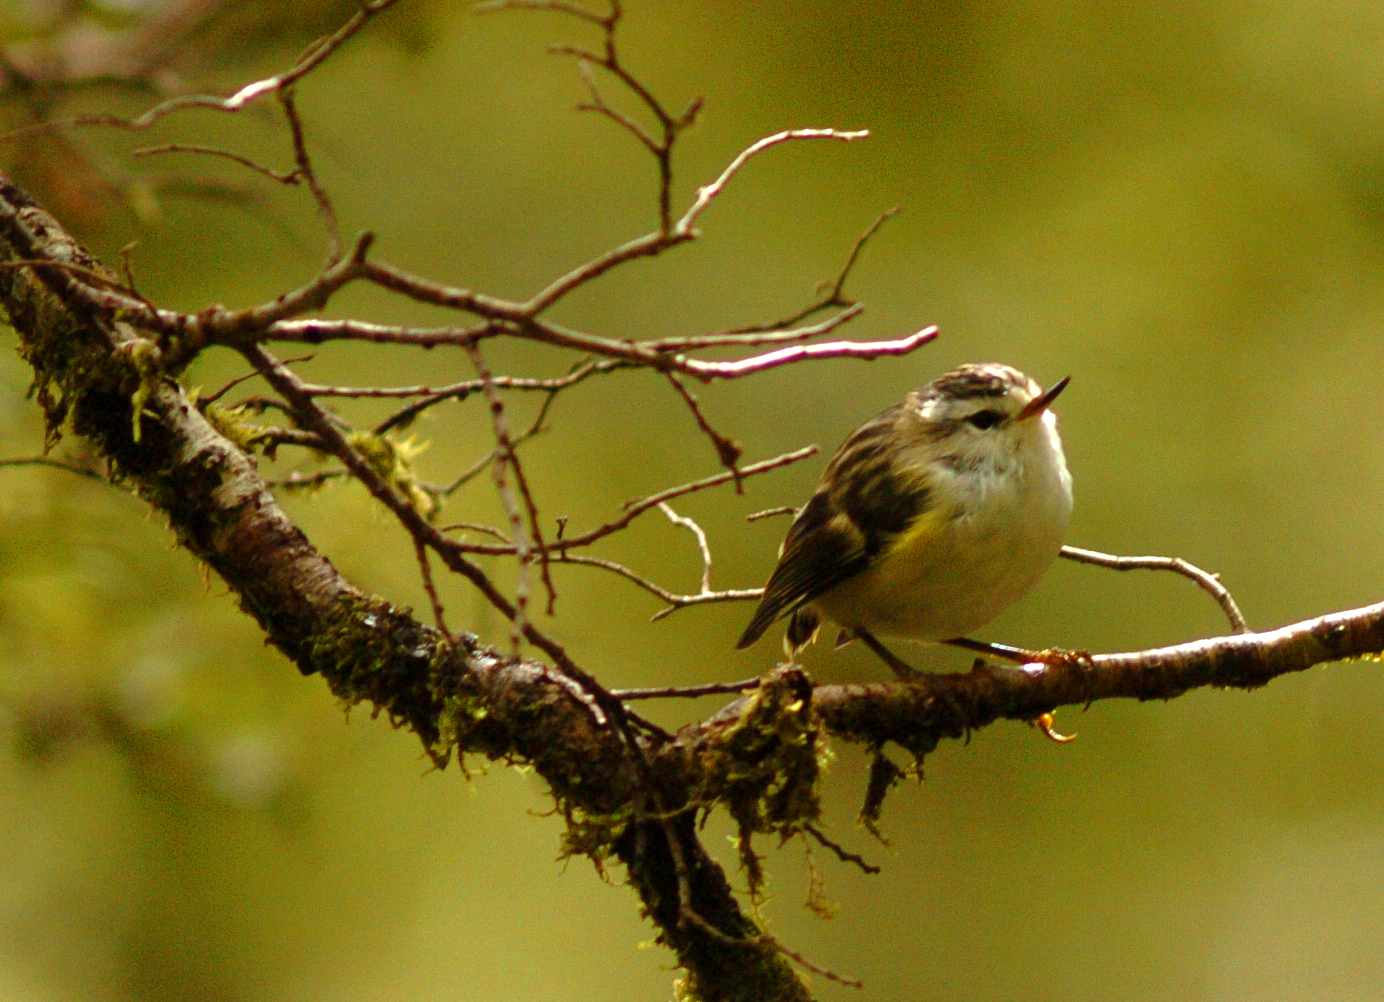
[0,0,401,142]
[414,537,452,637]
[439,521,513,542]
[803,823,880,876]
[676,326,939,382]
[659,502,712,594]
[132,144,301,185]
[675,129,869,237]
[265,469,349,490]
[201,353,313,404]
[0,456,107,483]
[442,445,818,556]
[746,506,798,522]
[474,0,613,28]
[466,341,557,636]
[1060,544,1248,634]
[277,88,341,261]
[611,678,763,700]
[557,553,762,620]
[664,373,742,488]
[641,303,863,353]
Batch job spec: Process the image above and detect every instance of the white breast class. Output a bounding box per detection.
[816,411,1072,641]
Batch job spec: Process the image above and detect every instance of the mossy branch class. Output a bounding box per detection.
[0,172,811,1002]
[4,161,1383,1000]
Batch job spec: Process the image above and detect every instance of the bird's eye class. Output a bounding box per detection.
[966,410,1004,430]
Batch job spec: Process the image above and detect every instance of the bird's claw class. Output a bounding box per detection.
[1035,711,1077,744]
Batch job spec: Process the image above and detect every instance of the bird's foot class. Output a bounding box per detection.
[1025,647,1097,708]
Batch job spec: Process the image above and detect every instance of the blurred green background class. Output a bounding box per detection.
[4,0,1384,999]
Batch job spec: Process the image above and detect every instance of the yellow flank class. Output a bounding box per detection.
[871,503,952,594]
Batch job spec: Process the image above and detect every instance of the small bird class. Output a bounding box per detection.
[737,362,1073,672]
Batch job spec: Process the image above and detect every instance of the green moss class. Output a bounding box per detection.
[346,430,437,518]
[200,399,270,454]
[690,666,825,897]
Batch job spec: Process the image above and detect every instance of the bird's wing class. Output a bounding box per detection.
[736,490,868,649]
[736,401,935,650]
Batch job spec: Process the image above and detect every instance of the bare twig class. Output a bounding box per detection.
[132,144,302,185]
[659,503,712,594]
[277,88,341,260]
[557,552,762,620]
[375,357,610,436]
[675,129,869,237]
[665,373,742,487]
[612,678,764,700]
[439,521,513,542]
[641,303,864,353]
[474,0,614,29]
[746,506,798,522]
[201,353,313,405]
[0,0,401,142]
[803,823,880,876]
[0,456,107,483]
[264,469,349,490]
[466,341,540,650]
[1060,544,1248,634]
[677,327,939,382]
[414,537,451,637]
[302,360,623,399]
[446,446,817,556]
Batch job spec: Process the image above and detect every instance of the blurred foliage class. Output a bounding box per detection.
[5,0,1384,1000]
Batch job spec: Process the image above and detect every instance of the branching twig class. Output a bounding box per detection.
[446,446,817,556]
[557,552,762,619]
[0,0,401,142]
[466,341,540,649]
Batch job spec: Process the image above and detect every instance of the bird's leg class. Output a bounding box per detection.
[944,637,1094,672]
[944,638,1094,742]
[855,629,917,677]
[856,630,971,737]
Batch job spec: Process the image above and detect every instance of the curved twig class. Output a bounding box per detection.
[1060,544,1248,634]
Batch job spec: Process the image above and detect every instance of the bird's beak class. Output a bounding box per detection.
[1016,375,1070,421]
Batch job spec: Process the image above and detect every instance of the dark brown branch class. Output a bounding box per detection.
[809,599,1384,760]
